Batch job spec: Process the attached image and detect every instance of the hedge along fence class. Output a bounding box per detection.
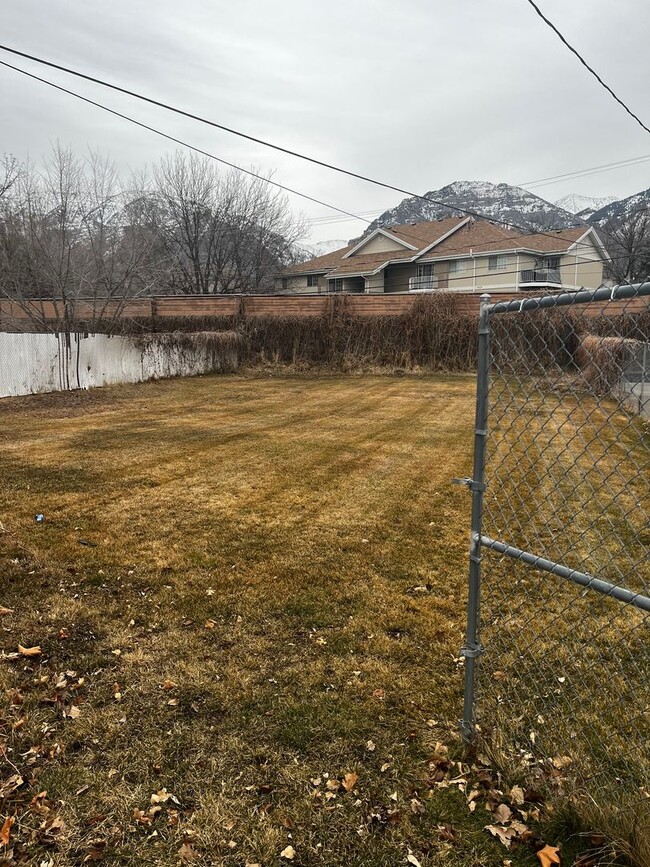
[243,294,479,370]
[575,334,646,395]
[133,330,242,375]
[42,295,481,372]
[5,294,648,376]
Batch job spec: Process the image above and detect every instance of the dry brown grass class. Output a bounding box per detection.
[0,374,638,866]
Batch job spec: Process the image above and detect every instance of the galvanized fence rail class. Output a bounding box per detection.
[459,282,650,830]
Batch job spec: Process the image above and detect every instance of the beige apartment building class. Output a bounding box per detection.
[276,216,609,295]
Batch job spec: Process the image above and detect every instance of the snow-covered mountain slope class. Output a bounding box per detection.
[364,181,584,235]
[554,193,618,220]
[301,239,348,258]
[587,188,650,227]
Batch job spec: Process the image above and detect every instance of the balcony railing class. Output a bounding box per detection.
[520,268,561,285]
[408,275,439,292]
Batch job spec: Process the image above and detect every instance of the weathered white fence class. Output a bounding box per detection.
[0,331,240,398]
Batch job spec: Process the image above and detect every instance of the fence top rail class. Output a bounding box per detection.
[487,281,650,315]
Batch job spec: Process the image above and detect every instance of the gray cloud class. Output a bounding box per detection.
[2,0,649,242]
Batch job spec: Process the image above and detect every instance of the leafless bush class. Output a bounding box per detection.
[490,310,579,372]
[575,334,641,394]
[134,330,243,373]
[243,294,478,371]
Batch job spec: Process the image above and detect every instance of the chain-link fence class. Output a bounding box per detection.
[459,283,650,838]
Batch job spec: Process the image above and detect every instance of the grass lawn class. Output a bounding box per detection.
[0,374,585,866]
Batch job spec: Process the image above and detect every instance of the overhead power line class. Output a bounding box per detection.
[0,59,364,225]
[0,59,630,287]
[309,150,650,227]
[0,50,625,262]
[0,42,617,250]
[523,0,650,136]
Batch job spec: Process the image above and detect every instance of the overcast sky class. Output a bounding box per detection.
[2,0,650,243]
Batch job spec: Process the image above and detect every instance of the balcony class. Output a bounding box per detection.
[520,268,561,286]
[408,275,439,292]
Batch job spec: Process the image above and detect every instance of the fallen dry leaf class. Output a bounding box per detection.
[407,854,422,867]
[0,607,14,616]
[537,844,561,867]
[280,845,295,860]
[342,772,358,792]
[162,679,177,690]
[493,803,512,823]
[485,824,517,849]
[0,816,14,846]
[437,824,456,843]
[178,841,200,863]
[204,619,216,629]
[18,644,41,657]
[151,788,177,805]
[0,775,24,798]
[551,756,572,770]
[509,785,525,806]
[67,705,81,719]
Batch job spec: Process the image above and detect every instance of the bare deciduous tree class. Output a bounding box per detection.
[0,154,22,202]
[601,205,650,284]
[0,146,307,331]
[0,145,157,331]
[153,152,305,294]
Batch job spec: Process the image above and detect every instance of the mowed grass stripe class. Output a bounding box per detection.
[0,374,560,867]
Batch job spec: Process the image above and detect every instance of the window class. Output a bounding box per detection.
[416,263,434,277]
[448,259,467,273]
[281,277,288,290]
[542,256,560,270]
[329,278,343,293]
[488,255,508,271]
[307,274,319,288]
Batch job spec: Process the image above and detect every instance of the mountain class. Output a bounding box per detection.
[586,187,650,227]
[307,238,348,259]
[554,193,618,220]
[364,181,584,236]
[300,239,349,259]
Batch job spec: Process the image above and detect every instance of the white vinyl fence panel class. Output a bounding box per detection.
[0,332,239,398]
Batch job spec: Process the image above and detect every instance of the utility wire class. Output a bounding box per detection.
[0,42,619,250]
[0,59,629,291]
[0,59,365,225]
[523,0,650,135]
[307,146,650,226]
[0,55,623,264]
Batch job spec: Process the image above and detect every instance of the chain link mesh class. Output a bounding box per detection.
[475,285,650,833]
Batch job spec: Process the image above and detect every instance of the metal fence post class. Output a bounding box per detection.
[459,293,491,743]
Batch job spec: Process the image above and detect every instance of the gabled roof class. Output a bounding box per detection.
[280,219,606,278]
[282,217,468,276]
[342,227,419,258]
[325,250,416,277]
[367,217,468,251]
[418,220,521,259]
